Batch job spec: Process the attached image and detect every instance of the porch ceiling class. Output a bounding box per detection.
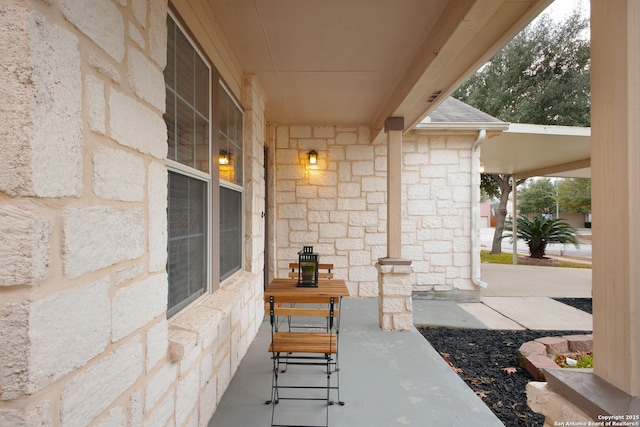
[207,0,554,140]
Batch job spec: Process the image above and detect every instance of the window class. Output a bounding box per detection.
[164,14,244,316]
[218,87,244,280]
[165,16,211,316]
[165,18,210,174]
[167,172,207,314]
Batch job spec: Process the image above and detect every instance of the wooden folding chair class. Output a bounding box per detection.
[282,263,336,331]
[288,263,334,280]
[266,295,342,427]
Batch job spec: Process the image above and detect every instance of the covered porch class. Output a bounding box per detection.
[209,261,594,426]
[2,0,639,426]
[209,297,504,427]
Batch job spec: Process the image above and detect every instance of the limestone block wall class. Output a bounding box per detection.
[272,126,478,298]
[273,125,384,297]
[402,130,478,298]
[0,1,264,426]
[243,75,267,275]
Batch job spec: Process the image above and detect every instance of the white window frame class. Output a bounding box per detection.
[218,81,245,281]
[165,12,213,317]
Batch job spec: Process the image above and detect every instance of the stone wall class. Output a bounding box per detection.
[272,126,479,299]
[0,1,264,426]
[403,130,479,300]
[273,125,383,297]
[243,75,267,275]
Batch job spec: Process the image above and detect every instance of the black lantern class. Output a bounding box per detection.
[297,246,319,287]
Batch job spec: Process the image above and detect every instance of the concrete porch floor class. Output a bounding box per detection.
[208,264,592,426]
[208,297,504,427]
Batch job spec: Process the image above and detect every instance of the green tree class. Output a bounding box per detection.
[518,178,556,214]
[482,174,527,254]
[462,6,590,253]
[557,178,591,213]
[454,10,590,126]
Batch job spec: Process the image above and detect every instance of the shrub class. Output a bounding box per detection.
[501,215,580,258]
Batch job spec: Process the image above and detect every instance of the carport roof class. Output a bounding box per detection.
[416,97,591,179]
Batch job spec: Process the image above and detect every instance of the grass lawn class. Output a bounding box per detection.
[480,250,591,269]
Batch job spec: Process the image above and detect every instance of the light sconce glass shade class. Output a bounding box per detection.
[219,151,230,165]
[308,150,318,165]
[479,163,485,173]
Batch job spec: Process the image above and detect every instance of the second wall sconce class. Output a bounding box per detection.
[219,151,230,165]
[308,150,318,165]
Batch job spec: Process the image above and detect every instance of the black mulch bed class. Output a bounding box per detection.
[419,299,592,427]
[552,298,592,314]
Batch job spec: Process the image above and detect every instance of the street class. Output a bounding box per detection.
[479,227,592,259]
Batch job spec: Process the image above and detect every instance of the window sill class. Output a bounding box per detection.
[167,271,262,362]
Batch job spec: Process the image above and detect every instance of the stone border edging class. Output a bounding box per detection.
[518,334,593,380]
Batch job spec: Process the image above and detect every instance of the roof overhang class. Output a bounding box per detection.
[415,113,590,179]
[481,123,591,179]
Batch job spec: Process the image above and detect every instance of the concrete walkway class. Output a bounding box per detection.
[415,264,593,331]
[209,264,593,426]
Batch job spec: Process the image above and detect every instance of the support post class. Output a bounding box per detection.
[377,117,413,331]
[527,1,640,422]
[384,116,404,261]
[512,177,518,265]
[591,0,640,397]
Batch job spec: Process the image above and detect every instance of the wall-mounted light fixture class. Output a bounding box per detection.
[219,151,230,165]
[308,150,318,165]
[479,163,485,173]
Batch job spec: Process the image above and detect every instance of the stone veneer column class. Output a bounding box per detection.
[378,117,413,331]
[377,264,415,331]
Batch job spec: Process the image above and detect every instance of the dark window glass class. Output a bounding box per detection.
[218,87,243,186]
[220,186,242,280]
[165,17,209,174]
[167,172,207,315]
[165,16,211,317]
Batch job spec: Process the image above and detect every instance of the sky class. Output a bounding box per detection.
[541,0,590,21]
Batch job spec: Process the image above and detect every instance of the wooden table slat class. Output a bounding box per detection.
[265,279,349,302]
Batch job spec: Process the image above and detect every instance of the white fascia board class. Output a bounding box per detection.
[413,122,509,132]
[506,123,591,137]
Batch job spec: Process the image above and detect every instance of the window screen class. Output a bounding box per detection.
[218,85,244,279]
[167,172,207,316]
[220,186,242,280]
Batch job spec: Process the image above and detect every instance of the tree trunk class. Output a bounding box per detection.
[490,175,514,254]
[528,241,547,258]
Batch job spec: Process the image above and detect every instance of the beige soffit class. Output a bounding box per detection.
[481,123,591,179]
[208,0,554,142]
